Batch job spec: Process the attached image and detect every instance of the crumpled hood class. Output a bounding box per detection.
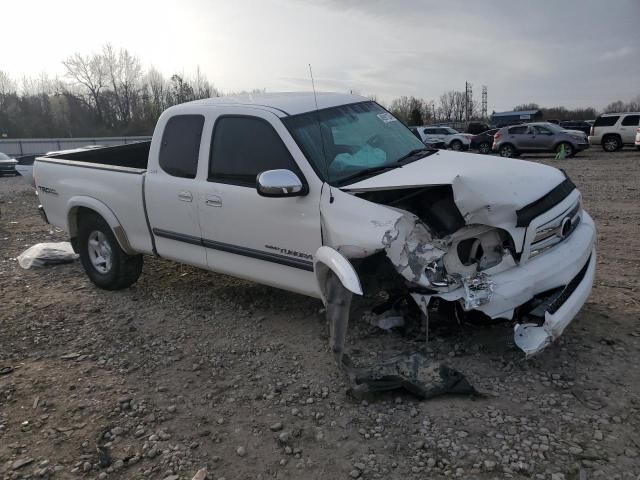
[344,150,566,230]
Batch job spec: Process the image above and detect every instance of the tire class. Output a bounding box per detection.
[499,144,516,158]
[478,142,491,154]
[556,142,575,158]
[602,135,621,152]
[77,212,143,290]
[450,140,463,151]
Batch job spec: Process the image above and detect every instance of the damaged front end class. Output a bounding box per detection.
[318,166,596,386]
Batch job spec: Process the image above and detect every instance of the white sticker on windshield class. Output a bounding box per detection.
[377,112,397,123]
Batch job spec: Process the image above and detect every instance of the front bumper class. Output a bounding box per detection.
[421,211,596,355]
[514,249,595,355]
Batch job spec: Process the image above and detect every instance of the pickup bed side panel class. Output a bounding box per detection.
[35,160,153,254]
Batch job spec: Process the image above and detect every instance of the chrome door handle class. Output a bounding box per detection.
[205,195,222,207]
[178,191,193,202]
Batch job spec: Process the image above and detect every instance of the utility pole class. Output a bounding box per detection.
[465,82,473,122]
[481,85,488,120]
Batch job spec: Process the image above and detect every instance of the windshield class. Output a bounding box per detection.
[0,152,11,160]
[283,101,427,185]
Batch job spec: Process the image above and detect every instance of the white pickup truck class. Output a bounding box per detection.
[34,92,596,359]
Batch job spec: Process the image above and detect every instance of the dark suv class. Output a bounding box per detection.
[559,121,592,136]
[492,122,589,157]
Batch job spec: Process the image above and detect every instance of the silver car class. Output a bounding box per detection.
[492,122,590,158]
[0,152,18,176]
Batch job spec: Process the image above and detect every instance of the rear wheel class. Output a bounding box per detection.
[77,212,143,290]
[602,135,621,152]
[450,140,463,151]
[478,142,491,154]
[499,144,515,157]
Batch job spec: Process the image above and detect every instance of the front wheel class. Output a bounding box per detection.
[556,142,574,158]
[478,142,491,154]
[77,212,143,290]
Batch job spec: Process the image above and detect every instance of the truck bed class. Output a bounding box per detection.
[43,141,150,172]
[34,141,155,255]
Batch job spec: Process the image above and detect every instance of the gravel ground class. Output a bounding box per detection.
[1,148,639,480]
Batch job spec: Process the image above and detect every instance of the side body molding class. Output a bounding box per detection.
[314,246,363,304]
[66,196,135,254]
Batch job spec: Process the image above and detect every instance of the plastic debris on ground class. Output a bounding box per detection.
[341,351,480,401]
[17,242,78,269]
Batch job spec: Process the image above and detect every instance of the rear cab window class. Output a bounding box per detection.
[159,115,205,178]
[594,116,620,127]
[209,116,302,187]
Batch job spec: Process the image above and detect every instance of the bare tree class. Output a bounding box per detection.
[103,44,142,124]
[63,52,108,120]
[0,70,16,111]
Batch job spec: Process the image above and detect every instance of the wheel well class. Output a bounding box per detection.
[67,207,99,252]
[554,140,574,149]
[68,207,134,255]
[500,142,516,150]
[602,133,621,141]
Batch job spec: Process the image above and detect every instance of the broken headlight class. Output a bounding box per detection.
[443,226,513,277]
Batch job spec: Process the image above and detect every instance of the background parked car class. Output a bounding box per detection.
[635,127,640,150]
[0,152,18,176]
[492,122,589,158]
[414,126,472,151]
[14,155,37,184]
[589,112,640,151]
[470,128,499,154]
[465,122,490,135]
[408,127,447,149]
[559,120,592,136]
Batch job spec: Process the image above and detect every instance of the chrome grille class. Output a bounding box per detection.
[529,200,581,258]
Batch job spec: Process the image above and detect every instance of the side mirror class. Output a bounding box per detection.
[257,169,306,197]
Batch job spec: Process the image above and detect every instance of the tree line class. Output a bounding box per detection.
[1,45,639,137]
[0,44,230,138]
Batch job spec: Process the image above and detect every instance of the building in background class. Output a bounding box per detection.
[490,109,543,127]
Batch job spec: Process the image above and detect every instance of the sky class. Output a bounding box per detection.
[2,0,639,112]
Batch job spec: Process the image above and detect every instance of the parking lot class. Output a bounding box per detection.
[1,148,639,479]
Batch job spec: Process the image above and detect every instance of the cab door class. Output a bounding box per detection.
[197,108,323,297]
[145,113,208,267]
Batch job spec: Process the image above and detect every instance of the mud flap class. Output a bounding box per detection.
[341,352,479,401]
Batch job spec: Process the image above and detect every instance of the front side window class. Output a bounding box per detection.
[159,114,204,178]
[282,101,427,186]
[209,116,300,187]
[621,115,640,126]
[533,125,552,134]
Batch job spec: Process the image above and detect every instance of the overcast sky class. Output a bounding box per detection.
[3,0,639,111]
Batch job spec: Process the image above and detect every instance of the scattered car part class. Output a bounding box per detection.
[342,352,479,400]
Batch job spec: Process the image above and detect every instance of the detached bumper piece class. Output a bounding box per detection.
[341,352,479,401]
[514,250,596,356]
